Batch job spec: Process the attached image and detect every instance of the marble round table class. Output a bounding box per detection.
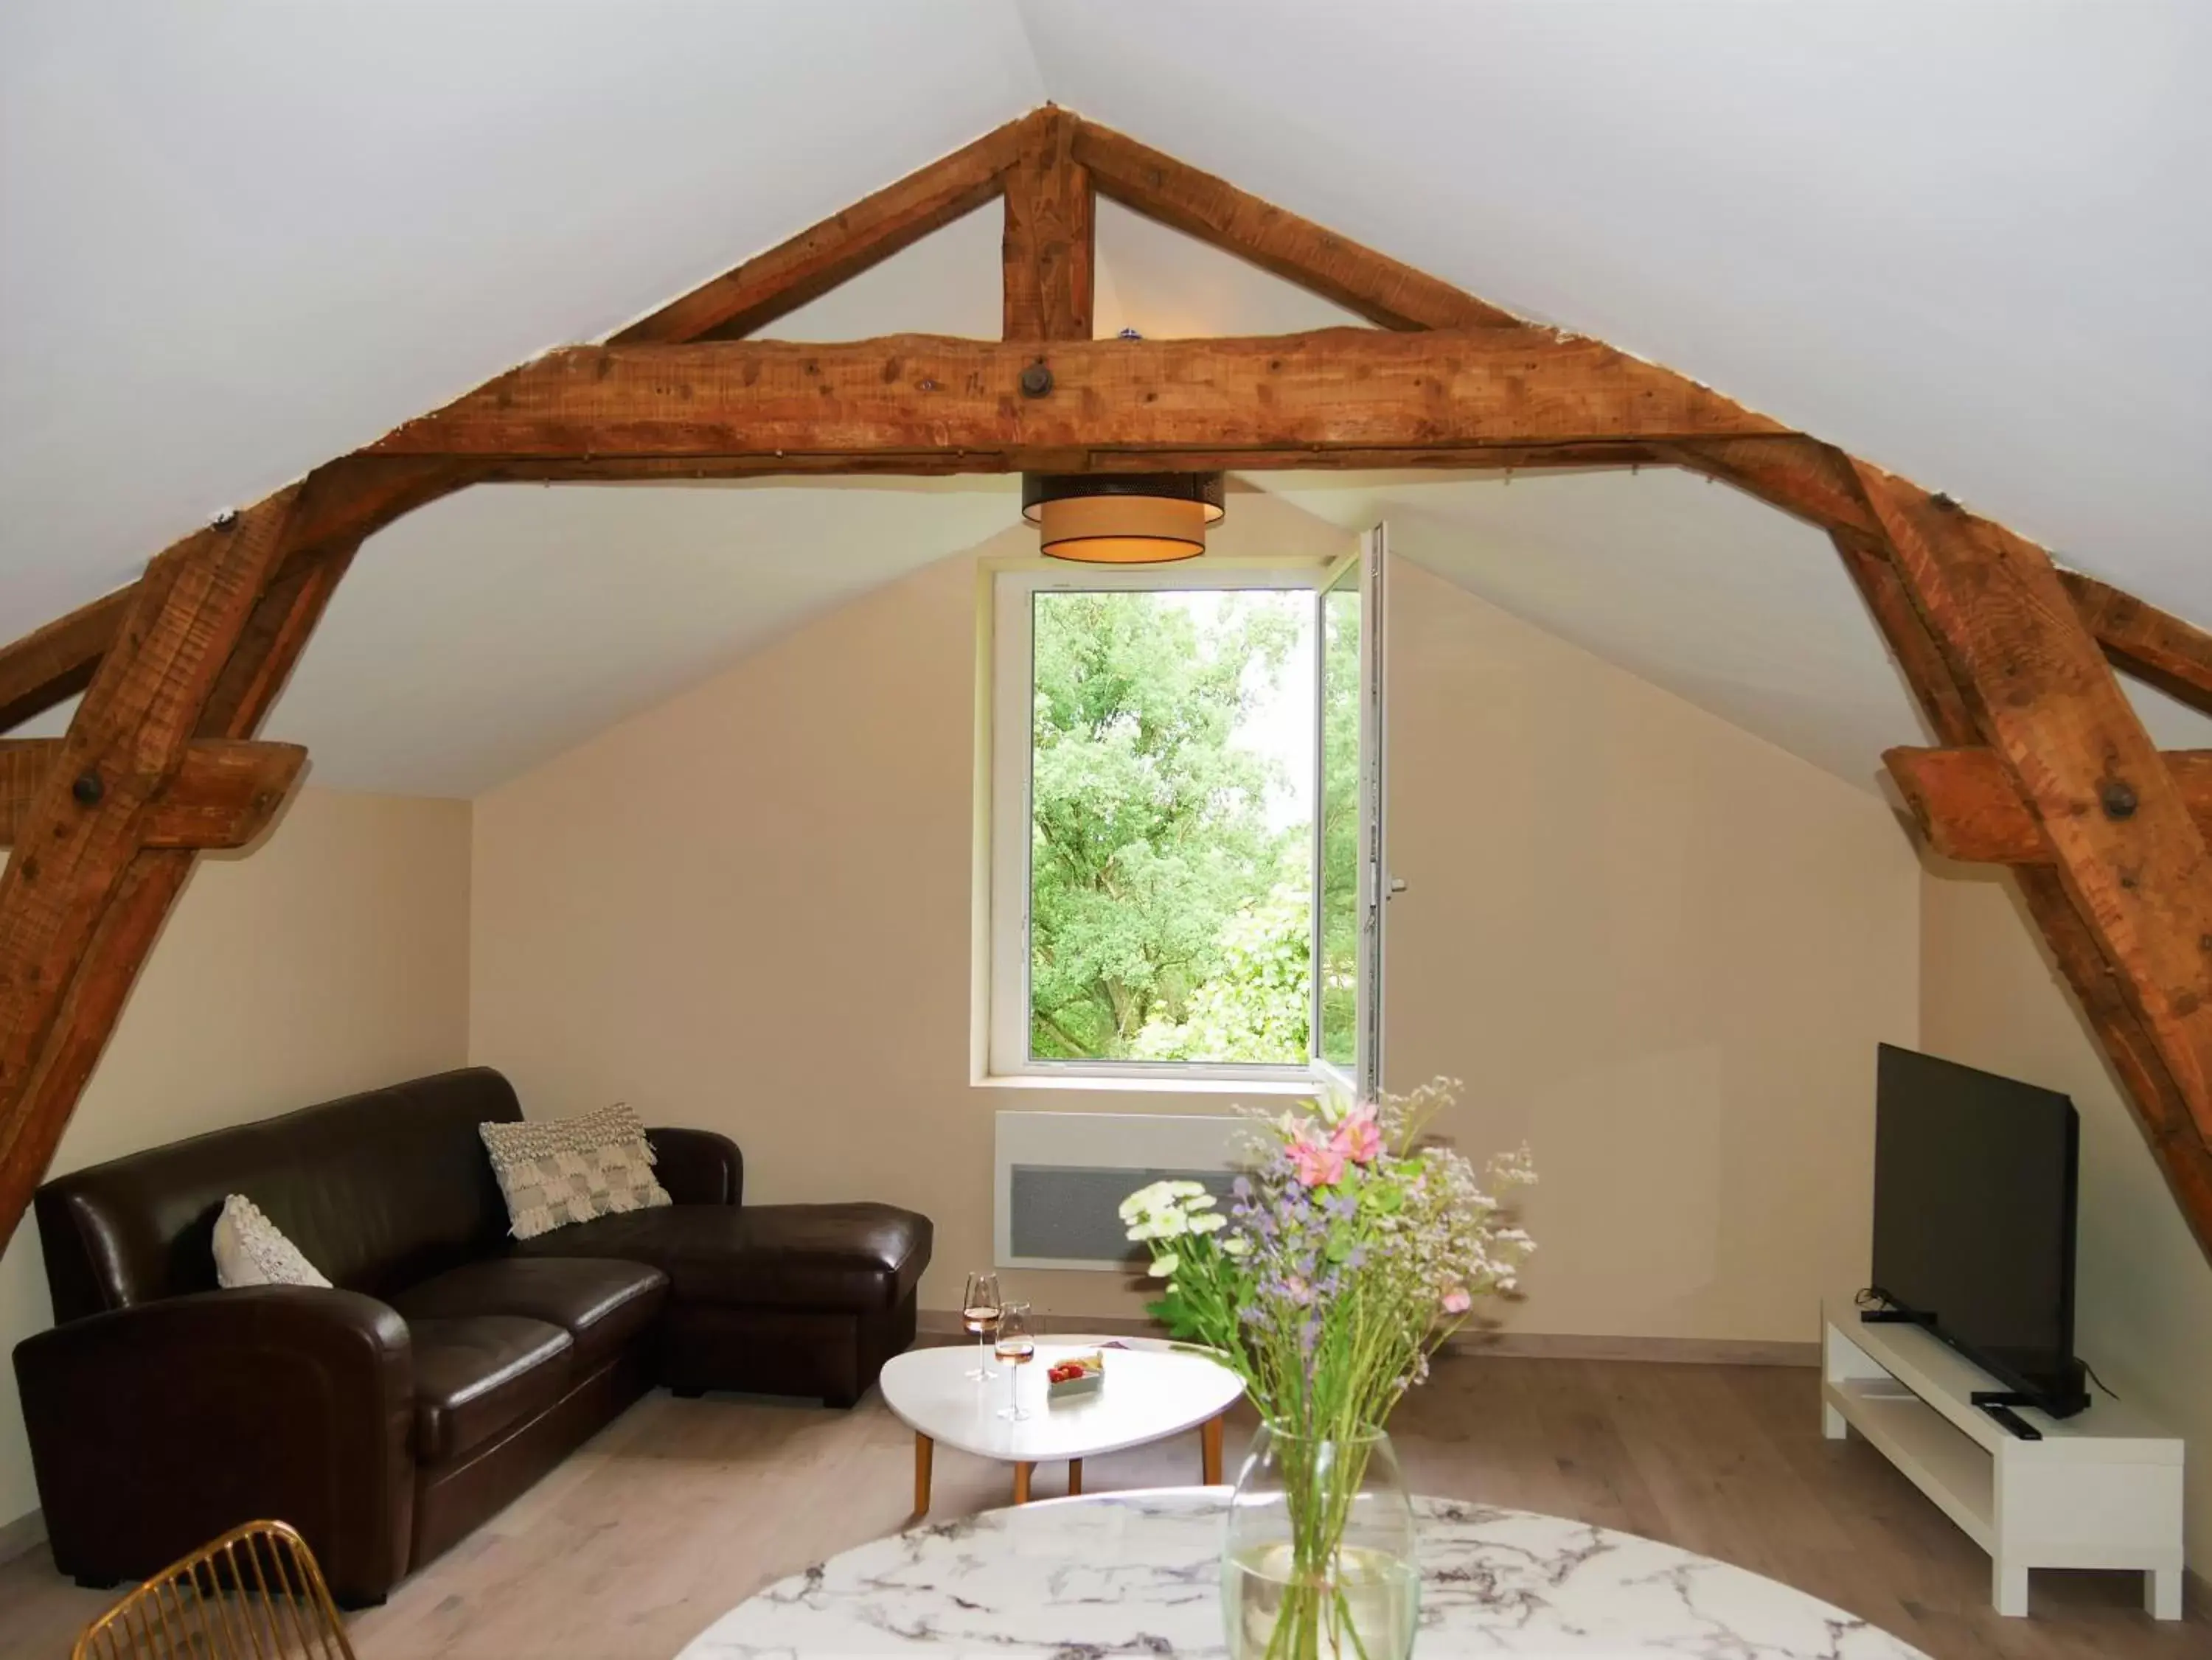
[677,1488,1930,1658]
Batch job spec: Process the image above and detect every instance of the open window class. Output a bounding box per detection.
[986,529,1388,1090]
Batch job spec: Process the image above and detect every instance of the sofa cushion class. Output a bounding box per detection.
[392,1258,667,1374]
[514,1204,930,1312]
[212,1193,332,1290]
[408,1315,572,1464]
[479,1103,672,1240]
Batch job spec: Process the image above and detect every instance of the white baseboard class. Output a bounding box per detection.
[919,1309,1818,1367]
[0,1506,44,1566]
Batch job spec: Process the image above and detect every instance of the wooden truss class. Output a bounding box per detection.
[4,106,2211,1260]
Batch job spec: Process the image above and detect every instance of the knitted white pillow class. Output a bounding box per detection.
[479,1102,672,1241]
[212,1193,332,1290]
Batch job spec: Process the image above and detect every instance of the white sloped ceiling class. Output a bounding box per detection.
[4,1,2206,794]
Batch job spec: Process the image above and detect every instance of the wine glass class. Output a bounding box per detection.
[961,1272,1003,1381]
[994,1301,1035,1421]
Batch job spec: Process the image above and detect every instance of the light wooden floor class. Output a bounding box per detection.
[2,1355,2202,1659]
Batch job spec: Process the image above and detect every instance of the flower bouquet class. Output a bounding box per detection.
[1120,1079,1533,1660]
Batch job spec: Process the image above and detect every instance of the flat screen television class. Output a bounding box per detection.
[1869,1043,2088,1417]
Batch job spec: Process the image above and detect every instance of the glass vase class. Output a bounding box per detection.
[1220,1423,1420,1660]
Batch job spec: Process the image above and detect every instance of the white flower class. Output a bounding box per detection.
[1147,1252,1179,1278]
[1118,1180,1180,1222]
[1121,1178,1228,1246]
[1310,1075,1354,1127]
[1222,1234,1252,1257]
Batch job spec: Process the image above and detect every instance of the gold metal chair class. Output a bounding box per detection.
[72,1519,354,1660]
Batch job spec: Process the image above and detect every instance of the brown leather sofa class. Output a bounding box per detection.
[13,1068,931,1605]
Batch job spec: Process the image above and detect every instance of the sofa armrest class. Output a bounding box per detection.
[13,1286,414,1604]
[647,1126,742,1206]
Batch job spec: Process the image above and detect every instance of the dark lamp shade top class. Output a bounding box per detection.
[1021,472,1225,565]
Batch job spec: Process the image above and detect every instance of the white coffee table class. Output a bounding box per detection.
[879,1336,1244,1510]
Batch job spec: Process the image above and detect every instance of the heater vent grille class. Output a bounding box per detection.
[994,1111,1245,1271]
[1008,1165,1238,1265]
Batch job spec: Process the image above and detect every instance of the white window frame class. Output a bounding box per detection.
[1330,527,1390,1101]
[987,557,1349,1084]
[1307,529,1388,1102]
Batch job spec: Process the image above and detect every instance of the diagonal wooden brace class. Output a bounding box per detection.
[0,490,304,1244]
[1858,464,2212,1147]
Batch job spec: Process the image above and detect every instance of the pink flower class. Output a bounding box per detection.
[1288,1134,1346,1189]
[1330,1103,1383,1166]
[1441,1287,1472,1315]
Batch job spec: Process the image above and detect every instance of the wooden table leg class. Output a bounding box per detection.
[1202,1413,1225,1485]
[1068,1458,1083,1496]
[1014,1461,1034,1504]
[914,1433,933,1515]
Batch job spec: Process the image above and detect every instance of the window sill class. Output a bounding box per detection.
[974,1071,1319,1096]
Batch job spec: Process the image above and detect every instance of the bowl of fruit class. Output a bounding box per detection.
[1045,1350,1105,1401]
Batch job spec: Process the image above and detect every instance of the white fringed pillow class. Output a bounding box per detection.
[479,1102,672,1241]
[212,1193,332,1289]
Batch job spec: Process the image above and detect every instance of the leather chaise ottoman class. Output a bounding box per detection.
[514,1200,929,1406]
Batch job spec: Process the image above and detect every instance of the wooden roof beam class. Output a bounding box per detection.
[369,328,1787,463]
[1003,108,1093,342]
[1830,511,2212,1263]
[467,442,1662,484]
[613,119,1026,346]
[1860,464,2212,1147]
[0,589,133,735]
[1889,745,2212,866]
[0,458,465,738]
[0,739,305,850]
[1667,439,2212,714]
[1071,116,1519,331]
[1,519,358,1258]
[2059,569,2212,722]
[0,492,304,1237]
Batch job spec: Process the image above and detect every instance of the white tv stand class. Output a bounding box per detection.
[1821,1297,2183,1619]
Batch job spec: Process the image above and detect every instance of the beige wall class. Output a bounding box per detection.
[1919,860,2212,1577]
[1385,557,1921,1339]
[471,500,1921,1345]
[0,787,473,1530]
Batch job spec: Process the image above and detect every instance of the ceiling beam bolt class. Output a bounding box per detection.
[2101,779,2140,820]
[1930,491,1959,511]
[209,509,239,530]
[1019,363,1054,398]
[69,773,102,807]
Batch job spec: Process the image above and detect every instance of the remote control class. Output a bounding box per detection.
[1981,1402,2043,1441]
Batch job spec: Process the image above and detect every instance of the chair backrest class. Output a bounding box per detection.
[35,1067,523,1323]
[73,1518,354,1660]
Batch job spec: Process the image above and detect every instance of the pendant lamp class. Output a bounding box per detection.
[1022,473,1225,565]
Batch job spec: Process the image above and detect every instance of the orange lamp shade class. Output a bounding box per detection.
[1022,473,1225,565]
